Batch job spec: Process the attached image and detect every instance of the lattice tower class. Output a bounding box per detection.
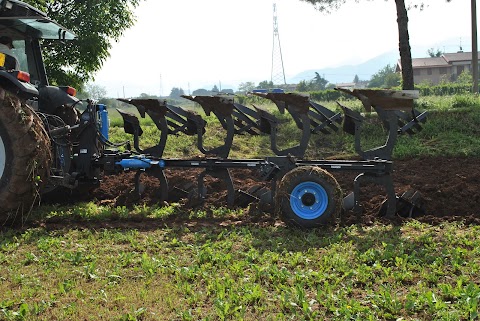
[271,3,286,85]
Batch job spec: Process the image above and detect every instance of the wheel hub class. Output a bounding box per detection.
[0,134,5,180]
[301,193,316,207]
[290,181,329,220]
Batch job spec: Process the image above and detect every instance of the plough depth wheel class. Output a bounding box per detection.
[276,166,342,228]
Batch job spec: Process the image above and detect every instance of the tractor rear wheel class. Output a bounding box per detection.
[276,166,342,228]
[0,86,51,224]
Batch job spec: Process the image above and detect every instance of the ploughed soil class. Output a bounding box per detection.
[48,156,479,228]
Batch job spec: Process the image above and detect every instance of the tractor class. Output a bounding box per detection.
[0,0,427,227]
[0,0,104,222]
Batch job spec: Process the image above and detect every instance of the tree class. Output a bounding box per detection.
[192,88,210,96]
[312,72,329,90]
[212,85,219,93]
[384,72,402,88]
[138,93,159,99]
[456,70,473,85]
[24,0,142,88]
[299,0,452,90]
[427,48,444,57]
[295,73,330,92]
[169,87,185,99]
[368,64,400,88]
[257,80,275,89]
[296,80,311,92]
[238,82,256,93]
[353,74,360,83]
[84,83,107,100]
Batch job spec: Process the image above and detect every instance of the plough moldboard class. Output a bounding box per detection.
[105,88,428,228]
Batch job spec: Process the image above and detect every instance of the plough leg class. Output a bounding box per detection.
[197,169,235,206]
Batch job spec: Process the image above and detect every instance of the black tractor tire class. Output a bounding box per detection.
[276,166,342,228]
[0,86,52,224]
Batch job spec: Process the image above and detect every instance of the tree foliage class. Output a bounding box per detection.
[296,73,330,92]
[312,72,329,90]
[23,0,141,88]
[238,82,256,93]
[77,83,107,100]
[296,80,311,92]
[456,70,473,85]
[257,80,275,89]
[192,88,210,96]
[427,48,444,57]
[138,93,159,99]
[169,87,185,98]
[368,64,400,88]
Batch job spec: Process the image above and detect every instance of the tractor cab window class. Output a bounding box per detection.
[10,40,28,72]
[6,39,43,87]
[0,15,76,87]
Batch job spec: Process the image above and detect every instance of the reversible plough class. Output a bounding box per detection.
[105,88,427,227]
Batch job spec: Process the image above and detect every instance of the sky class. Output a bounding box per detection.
[93,0,476,98]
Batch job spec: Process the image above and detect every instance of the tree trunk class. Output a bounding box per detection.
[395,0,414,90]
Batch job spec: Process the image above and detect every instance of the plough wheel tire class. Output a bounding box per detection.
[0,87,52,224]
[276,166,342,228]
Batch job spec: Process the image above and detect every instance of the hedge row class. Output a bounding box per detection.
[308,83,475,101]
[235,83,475,105]
[415,83,473,96]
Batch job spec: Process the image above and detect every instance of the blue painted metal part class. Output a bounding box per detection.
[97,104,109,141]
[290,181,328,220]
[116,158,165,170]
[116,158,152,169]
[251,88,285,94]
[252,89,268,93]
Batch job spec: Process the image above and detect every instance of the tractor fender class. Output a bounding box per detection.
[38,86,79,113]
[0,70,38,99]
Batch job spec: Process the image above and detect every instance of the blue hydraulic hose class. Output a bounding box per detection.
[116,158,165,170]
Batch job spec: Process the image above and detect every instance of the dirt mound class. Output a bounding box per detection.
[55,156,471,226]
[392,156,480,225]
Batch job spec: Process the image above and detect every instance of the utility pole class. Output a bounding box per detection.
[472,0,478,93]
[159,74,163,97]
[271,3,286,86]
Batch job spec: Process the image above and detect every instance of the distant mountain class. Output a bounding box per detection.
[288,51,400,85]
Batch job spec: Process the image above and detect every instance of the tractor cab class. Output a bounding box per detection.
[0,0,76,95]
[0,0,101,193]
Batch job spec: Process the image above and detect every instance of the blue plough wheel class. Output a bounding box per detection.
[276,166,342,228]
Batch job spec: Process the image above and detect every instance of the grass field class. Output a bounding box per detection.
[1,94,480,320]
[2,220,480,320]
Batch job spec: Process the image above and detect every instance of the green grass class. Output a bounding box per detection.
[1,220,480,320]
[2,94,480,320]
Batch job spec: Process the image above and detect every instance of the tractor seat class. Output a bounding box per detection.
[0,52,19,70]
